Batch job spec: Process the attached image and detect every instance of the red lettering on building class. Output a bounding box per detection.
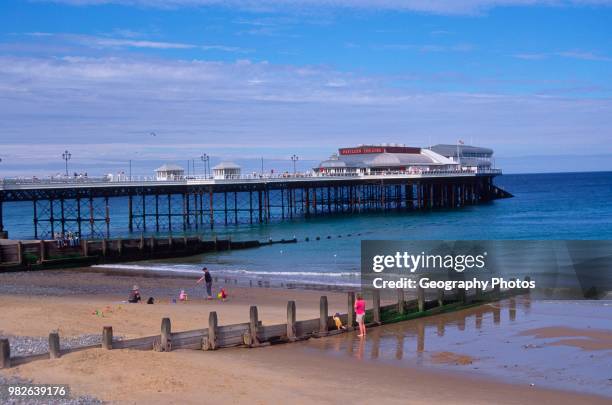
[339,146,421,155]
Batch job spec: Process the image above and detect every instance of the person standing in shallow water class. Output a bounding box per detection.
[355,293,366,337]
[196,267,213,300]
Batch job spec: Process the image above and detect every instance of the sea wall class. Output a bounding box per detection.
[0,236,296,272]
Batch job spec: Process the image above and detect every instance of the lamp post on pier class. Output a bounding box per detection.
[291,154,299,175]
[201,154,210,179]
[62,150,71,177]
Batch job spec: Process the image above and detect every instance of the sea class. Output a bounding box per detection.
[3,172,612,286]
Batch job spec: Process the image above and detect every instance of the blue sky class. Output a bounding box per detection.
[1,0,611,175]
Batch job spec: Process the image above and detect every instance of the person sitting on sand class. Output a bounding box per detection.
[128,285,141,303]
[355,294,366,337]
[179,290,188,302]
[333,312,346,330]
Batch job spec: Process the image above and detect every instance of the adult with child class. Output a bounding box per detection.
[196,267,213,300]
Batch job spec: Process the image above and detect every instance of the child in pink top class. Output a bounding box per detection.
[354,294,366,337]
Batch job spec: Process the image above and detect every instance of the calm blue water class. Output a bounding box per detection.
[86,172,612,284]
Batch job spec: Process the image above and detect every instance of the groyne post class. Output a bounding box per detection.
[39,240,46,263]
[524,276,531,294]
[437,288,444,307]
[160,318,171,352]
[319,296,328,335]
[208,312,218,350]
[249,306,259,347]
[417,284,425,312]
[347,292,355,329]
[397,289,405,314]
[0,338,9,368]
[16,241,23,265]
[287,301,296,341]
[49,332,61,359]
[372,289,381,324]
[102,326,113,350]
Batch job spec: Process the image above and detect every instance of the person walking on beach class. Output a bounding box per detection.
[355,293,366,337]
[196,267,213,300]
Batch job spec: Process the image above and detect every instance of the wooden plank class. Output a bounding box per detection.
[258,323,286,341]
[10,352,50,366]
[295,318,319,337]
[217,323,250,334]
[172,335,207,350]
[217,335,245,347]
[172,328,208,340]
[112,335,159,350]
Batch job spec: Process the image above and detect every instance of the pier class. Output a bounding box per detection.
[0,170,510,240]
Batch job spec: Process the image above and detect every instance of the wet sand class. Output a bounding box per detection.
[298,297,612,398]
[0,268,611,404]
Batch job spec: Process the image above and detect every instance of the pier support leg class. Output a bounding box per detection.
[258,190,263,223]
[141,193,146,232]
[105,197,110,238]
[0,200,4,238]
[249,190,253,224]
[222,192,227,225]
[155,194,160,233]
[33,200,38,240]
[128,194,133,233]
[209,188,214,229]
[76,197,82,238]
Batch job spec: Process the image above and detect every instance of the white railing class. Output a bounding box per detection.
[1,168,502,187]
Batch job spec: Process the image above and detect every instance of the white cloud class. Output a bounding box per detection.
[1,54,611,173]
[513,53,548,60]
[556,50,612,61]
[40,1,612,15]
[22,32,252,53]
[513,50,611,61]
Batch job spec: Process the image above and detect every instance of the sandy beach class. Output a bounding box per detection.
[0,268,610,404]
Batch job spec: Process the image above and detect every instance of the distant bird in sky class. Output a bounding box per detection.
[150,132,157,137]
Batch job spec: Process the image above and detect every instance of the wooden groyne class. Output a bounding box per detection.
[0,278,530,369]
[0,236,296,272]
